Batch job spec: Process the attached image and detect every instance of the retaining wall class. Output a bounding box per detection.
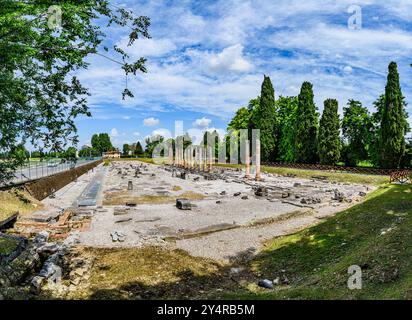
[24,160,102,201]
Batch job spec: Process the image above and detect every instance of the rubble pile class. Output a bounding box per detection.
[0,230,93,299]
[13,207,93,240]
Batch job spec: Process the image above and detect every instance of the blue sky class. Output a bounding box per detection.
[74,0,412,148]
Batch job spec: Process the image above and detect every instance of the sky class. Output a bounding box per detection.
[74,0,412,149]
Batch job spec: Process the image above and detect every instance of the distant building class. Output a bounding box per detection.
[102,150,121,159]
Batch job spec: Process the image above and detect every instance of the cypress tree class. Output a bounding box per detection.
[256,75,277,161]
[318,99,341,165]
[295,82,318,163]
[277,96,298,163]
[341,99,371,166]
[135,141,143,156]
[379,62,406,168]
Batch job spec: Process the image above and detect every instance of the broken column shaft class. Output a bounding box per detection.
[255,139,261,181]
[245,140,251,179]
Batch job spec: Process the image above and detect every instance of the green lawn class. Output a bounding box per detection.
[116,158,389,185]
[216,163,388,185]
[222,184,412,299]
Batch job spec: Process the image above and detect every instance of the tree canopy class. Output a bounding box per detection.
[295,82,318,164]
[379,62,407,168]
[276,96,298,163]
[341,100,371,166]
[255,76,277,162]
[318,99,341,165]
[91,133,113,155]
[0,0,150,183]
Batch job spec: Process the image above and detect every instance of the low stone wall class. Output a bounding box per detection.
[25,161,102,201]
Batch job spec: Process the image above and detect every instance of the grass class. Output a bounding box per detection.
[69,247,222,300]
[0,189,43,222]
[0,236,19,255]
[221,184,412,299]
[114,157,388,185]
[216,163,388,185]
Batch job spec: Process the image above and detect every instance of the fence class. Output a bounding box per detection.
[262,162,412,176]
[8,157,102,185]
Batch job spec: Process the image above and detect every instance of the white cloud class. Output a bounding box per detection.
[110,128,120,137]
[187,44,253,74]
[208,44,252,73]
[151,128,172,139]
[133,131,140,136]
[118,37,177,57]
[343,66,353,74]
[193,117,212,128]
[74,0,412,131]
[143,117,160,126]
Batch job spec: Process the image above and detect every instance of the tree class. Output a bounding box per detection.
[78,147,99,158]
[91,133,113,155]
[122,144,131,156]
[247,97,260,131]
[228,107,250,130]
[295,82,319,163]
[64,147,77,162]
[341,100,371,166]
[255,76,277,162]
[145,135,164,157]
[276,96,298,163]
[318,99,341,165]
[91,135,101,154]
[99,134,113,153]
[227,107,252,162]
[370,92,410,167]
[0,1,150,183]
[135,141,144,156]
[379,62,407,168]
[31,150,44,159]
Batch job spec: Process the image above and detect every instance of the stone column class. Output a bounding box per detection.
[255,139,261,181]
[176,142,185,167]
[207,146,213,172]
[201,147,206,172]
[198,146,202,171]
[245,140,251,179]
[184,148,188,169]
[168,144,174,165]
[176,147,180,167]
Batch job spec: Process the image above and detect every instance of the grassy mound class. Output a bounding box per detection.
[217,163,388,185]
[224,184,412,299]
[0,189,42,222]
